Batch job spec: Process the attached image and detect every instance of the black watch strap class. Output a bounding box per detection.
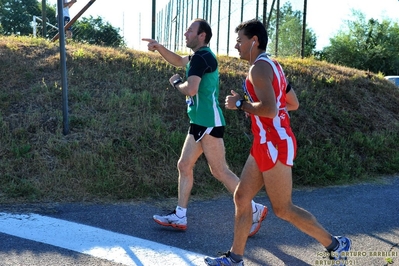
[173,78,183,88]
[236,99,244,110]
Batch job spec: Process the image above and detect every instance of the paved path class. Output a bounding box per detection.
[0,177,398,265]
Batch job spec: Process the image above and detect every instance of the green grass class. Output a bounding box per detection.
[1,35,399,203]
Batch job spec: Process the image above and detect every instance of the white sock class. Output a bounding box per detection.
[251,200,256,213]
[175,206,187,217]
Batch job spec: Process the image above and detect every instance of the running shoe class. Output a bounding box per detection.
[329,236,352,266]
[153,210,187,230]
[248,203,268,237]
[204,251,244,266]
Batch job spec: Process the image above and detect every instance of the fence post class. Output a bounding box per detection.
[301,0,307,59]
[263,0,267,28]
[217,0,221,55]
[152,0,156,39]
[42,0,47,37]
[196,0,199,18]
[167,1,172,50]
[209,0,212,24]
[275,0,280,57]
[267,0,276,31]
[57,0,69,135]
[33,16,37,37]
[227,0,231,56]
[240,0,244,22]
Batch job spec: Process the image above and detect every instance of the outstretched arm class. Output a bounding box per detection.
[64,0,77,8]
[142,38,189,67]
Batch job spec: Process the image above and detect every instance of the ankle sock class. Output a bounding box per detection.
[326,236,339,252]
[229,251,243,262]
[175,206,187,217]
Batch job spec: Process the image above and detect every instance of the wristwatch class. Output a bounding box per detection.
[235,99,244,110]
[173,78,183,89]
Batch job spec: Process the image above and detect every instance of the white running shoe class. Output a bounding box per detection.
[249,203,268,237]
[153,210,187,230]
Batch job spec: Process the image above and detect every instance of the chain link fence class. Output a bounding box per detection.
[0,0,126,47]
[155,0,307,57]
[0,0,307,55]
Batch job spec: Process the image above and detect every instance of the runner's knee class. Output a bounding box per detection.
[177,158,193,174]
[234,188,251,207]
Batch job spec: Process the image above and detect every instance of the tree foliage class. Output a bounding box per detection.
[322,10,399,75]
[0,0,124,48]
[0,0,41,35]
[73,16,125,47]
[266,2,316,57]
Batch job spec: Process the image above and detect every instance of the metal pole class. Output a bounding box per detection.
[33,16,37,37]
[227,0,231,56]
[180,0,184,51]
[301,0,307,59]
[42,0,47,37]
[203,0,206,20]
[217,0,221,54]
[275,0,279,57]
[167,1,172,49]
[161,4,164,46]
[174,0,178,51]
[241,0,244,22]
[190,0,193,20]
[209,0,212,24]
[57,0,69,135]
[152,0,156,39]
[267,0,276,30]
[157,10,161,43]
[263,0,267,28]
[186,0,189,52]
[186,0,189,30]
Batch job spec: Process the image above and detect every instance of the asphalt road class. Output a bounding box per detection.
[0,176,398,266]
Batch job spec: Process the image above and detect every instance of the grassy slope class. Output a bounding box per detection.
[1,36,399,203]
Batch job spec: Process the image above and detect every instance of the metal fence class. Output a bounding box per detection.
[30,1,124,47]
[32,15,59,39]
[0,0,307,56]
[155,0,307,57]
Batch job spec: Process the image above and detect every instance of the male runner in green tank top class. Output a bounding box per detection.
[142,19,267,236]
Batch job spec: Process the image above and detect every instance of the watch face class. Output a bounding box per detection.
[236,100,242,108]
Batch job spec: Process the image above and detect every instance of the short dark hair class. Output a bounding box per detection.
[194,18,212,44]
[235,19,268,50]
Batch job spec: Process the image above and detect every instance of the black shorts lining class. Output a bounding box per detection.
[188,124,224,142]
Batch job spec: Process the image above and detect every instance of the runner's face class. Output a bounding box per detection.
[235,30,252,61]
[184,22,201,49]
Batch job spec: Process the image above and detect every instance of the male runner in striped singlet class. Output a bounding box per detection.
[142,18,267,236]
[205,19,351,266]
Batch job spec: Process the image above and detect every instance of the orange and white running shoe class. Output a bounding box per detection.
[249,203,268,237]
[153,210,187,230]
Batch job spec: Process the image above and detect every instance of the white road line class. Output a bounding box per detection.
[0,212,205,266]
